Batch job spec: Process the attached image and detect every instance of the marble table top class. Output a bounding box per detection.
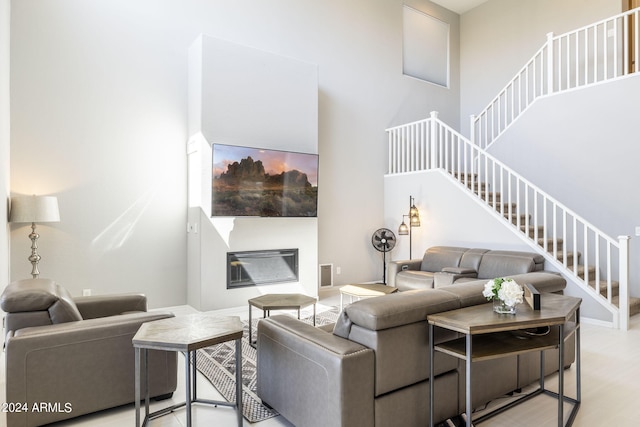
[132,313,243,352]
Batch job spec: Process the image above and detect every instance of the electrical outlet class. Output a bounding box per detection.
[82,289,92,296]
[635,226,640,237]
[336,266,341,275]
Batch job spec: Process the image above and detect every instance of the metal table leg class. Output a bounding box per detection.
[135,347,141,427]
[185,350,192,427]
[428,324,434,427]
[248,303,254,347]
[466,333,472,427]
[236,337,243,427]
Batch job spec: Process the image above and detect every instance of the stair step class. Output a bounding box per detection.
[479,191,501,203]
[556,251,581,265]
[468,181,487,191]
[493,202,517,214]
[507,213,530,225]
[631,297,640,316]
[451,172,486,190]
[610,296,640,316]
[451,171,477,180]
[567,263,595,279]
[539,237,563,251]
[589,279,620,297]
[521,224,544,238]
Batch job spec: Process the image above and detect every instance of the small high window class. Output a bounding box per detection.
[402,6,450,88]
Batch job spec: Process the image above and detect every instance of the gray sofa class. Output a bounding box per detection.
[256,272,571,427]
[387,246,546,291]
[1,278,177,427]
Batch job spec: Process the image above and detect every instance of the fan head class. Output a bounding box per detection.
[371,228,397,252]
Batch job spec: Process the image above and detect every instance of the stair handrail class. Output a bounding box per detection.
[387,111,630,329]
[471,7,640,149]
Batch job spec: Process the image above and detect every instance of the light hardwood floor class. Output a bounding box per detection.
[2,288,639,426]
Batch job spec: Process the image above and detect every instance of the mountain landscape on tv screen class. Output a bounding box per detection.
[212,155,318,217]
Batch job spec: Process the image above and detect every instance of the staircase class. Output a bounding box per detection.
[385,8,639,330]
[386,113,632,329]
[457,171,640,318]
[471,7,640,149]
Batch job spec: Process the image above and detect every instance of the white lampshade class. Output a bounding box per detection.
[9,195,60,223]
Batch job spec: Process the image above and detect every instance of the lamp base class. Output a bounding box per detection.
[28,222,41,278]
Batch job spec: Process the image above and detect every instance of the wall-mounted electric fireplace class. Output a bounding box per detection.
[227,249,299,289]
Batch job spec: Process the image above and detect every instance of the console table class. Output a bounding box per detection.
[428,293,581,427]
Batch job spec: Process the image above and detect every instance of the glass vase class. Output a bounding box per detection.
[493,298,516,314]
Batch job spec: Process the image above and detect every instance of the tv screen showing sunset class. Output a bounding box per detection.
[212,144,318,217]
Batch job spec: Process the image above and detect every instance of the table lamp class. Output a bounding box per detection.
[9,195,60,278]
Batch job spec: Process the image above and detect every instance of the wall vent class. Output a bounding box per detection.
[319,264,333,287]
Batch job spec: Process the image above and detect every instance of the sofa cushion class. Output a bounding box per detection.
[1,279,60,312]
[345,289,460,331]
[332,310,353,338]
[48,285,84,324]
[438,280,489,306]
[476,253,536,278]
[420,246,468,272]
[459,248,489,270]
[490,250,545,270]
[509,271,566,294]
[0,279,83,325]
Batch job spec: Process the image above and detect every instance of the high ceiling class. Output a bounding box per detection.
[430,0,488,14]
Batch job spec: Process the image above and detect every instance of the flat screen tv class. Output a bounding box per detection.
[212,143,319,217]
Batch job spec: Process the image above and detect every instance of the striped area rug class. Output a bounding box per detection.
[195,306,339,423]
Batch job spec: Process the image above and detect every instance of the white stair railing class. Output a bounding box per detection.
[471,7,640,149]
[387,112,631,330]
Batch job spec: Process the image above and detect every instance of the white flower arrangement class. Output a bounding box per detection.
[482,277,524,307]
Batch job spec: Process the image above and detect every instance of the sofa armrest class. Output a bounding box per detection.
[434,268,478,287]
[73,293,147,319]
[6,311,177,426]
[257,315,375,427]
[386,259,422,288]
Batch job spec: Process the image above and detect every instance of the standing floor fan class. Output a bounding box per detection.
[371,228,396,285]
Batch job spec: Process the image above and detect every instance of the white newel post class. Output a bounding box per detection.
[429,111,438,169]
[618,235,630,331]
[546,32,554,95]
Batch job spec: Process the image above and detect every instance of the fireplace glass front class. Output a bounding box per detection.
[227,249,299,289]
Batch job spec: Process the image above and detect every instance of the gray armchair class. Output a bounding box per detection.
[1,278,177,427]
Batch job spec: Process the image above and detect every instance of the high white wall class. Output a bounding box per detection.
[1,0,9,287]
[187,36,318,310]
[8,0,460,303]
[459,0,621,135]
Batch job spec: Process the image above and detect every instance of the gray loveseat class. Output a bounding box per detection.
[256,272,572,427]
[1,278,177,427]
[387,246,546,291]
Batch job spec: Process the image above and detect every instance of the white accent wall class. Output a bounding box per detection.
[187,36,318,310]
